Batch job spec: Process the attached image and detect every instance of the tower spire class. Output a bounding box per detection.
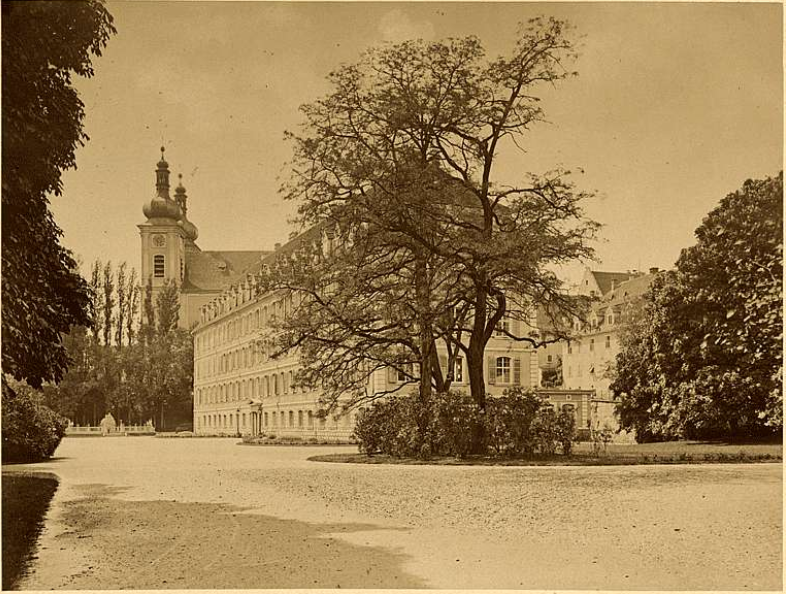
[156,146,170,199]
[174,173,187,216]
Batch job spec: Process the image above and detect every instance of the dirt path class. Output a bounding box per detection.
[6,437,782,590]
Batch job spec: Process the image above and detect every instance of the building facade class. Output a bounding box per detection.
[561,267,659,434]
[191,224,543,438]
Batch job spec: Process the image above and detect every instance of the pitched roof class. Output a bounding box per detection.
[590,270,641,296]
[183,246,271,292]
[599,272,657,308]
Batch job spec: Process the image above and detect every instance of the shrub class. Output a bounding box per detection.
[486,388,546,456]
[352,388,578,459]
[2,380,67,463]
[555,409,577,455]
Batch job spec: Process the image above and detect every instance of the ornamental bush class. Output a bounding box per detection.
[2,379,68,463]
[352,388,576,459]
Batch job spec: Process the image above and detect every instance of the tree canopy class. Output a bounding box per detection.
[273,18,597,416]
[2,0,116,388]
[612,173,783,441]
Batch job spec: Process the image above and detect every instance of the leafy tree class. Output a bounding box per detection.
[156,278,180,336]
[115,262,127,347]
[2,0,115,388]
[125,267,140,345]
[102,260,115,346]
[280,18,597,424]
[612,173,783,441]
[46,261,192,429]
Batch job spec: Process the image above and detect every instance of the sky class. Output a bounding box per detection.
[52,1,783,285]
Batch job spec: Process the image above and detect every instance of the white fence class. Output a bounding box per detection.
[65,425,156,436]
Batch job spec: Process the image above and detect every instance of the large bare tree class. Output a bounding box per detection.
[278,17,598,420]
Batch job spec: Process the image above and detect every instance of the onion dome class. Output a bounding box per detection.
[142,147,182,220]
[174,174,199,242]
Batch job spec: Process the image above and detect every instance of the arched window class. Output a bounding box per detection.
[496,357,511,384]
[153,255,165,278]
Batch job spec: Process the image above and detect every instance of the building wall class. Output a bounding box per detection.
[192,278,541,437]
[561,328,619,398]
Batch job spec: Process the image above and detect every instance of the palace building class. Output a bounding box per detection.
[190,232,542,437]
[141,151,641,439]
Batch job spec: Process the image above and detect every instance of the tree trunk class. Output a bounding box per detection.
[467,283,488,411]
[415,256,433,455]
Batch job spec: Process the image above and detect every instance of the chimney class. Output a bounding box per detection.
[649,267,659,275]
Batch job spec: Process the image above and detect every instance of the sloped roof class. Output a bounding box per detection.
[590,270,641,296]
[241,223,328,277]
[599,272,657,308]
[183,245,271,292]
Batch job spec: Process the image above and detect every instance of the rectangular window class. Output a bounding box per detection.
[495,318,511,337]
[455,357,463,383]
[153,255,165,278]
[496,357,511,384]
[605,335,611,349]
[590,339,595,352]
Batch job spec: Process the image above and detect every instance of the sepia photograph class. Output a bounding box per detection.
[1,0,782,591]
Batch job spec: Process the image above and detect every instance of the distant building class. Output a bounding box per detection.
[138,149,270,329]
[561,267,660,434]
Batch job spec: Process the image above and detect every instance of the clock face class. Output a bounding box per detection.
[152,234,166,247]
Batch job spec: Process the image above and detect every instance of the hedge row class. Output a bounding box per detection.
[352,388,576,459]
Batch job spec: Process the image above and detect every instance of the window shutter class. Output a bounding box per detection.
[513,357,522,385]
[387,366,397,384]
[487,356,496,385]
[439,355,448,378]
[511,317,520,338]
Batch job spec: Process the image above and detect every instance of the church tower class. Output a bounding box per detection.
[138,148,188,316]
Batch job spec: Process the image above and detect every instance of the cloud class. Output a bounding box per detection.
[378,8,435,43]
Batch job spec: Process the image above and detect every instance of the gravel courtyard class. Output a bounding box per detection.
[7,436,782,590]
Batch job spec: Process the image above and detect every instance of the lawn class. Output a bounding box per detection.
[309,440,782,466]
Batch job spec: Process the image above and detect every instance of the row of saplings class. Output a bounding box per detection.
[352,388,577,459]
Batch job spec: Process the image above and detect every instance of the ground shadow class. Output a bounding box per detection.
[2,473,59,590]
[20,488,427,590]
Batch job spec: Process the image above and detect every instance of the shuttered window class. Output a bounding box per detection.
[512,357,521,385]
[153,255,165,278]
